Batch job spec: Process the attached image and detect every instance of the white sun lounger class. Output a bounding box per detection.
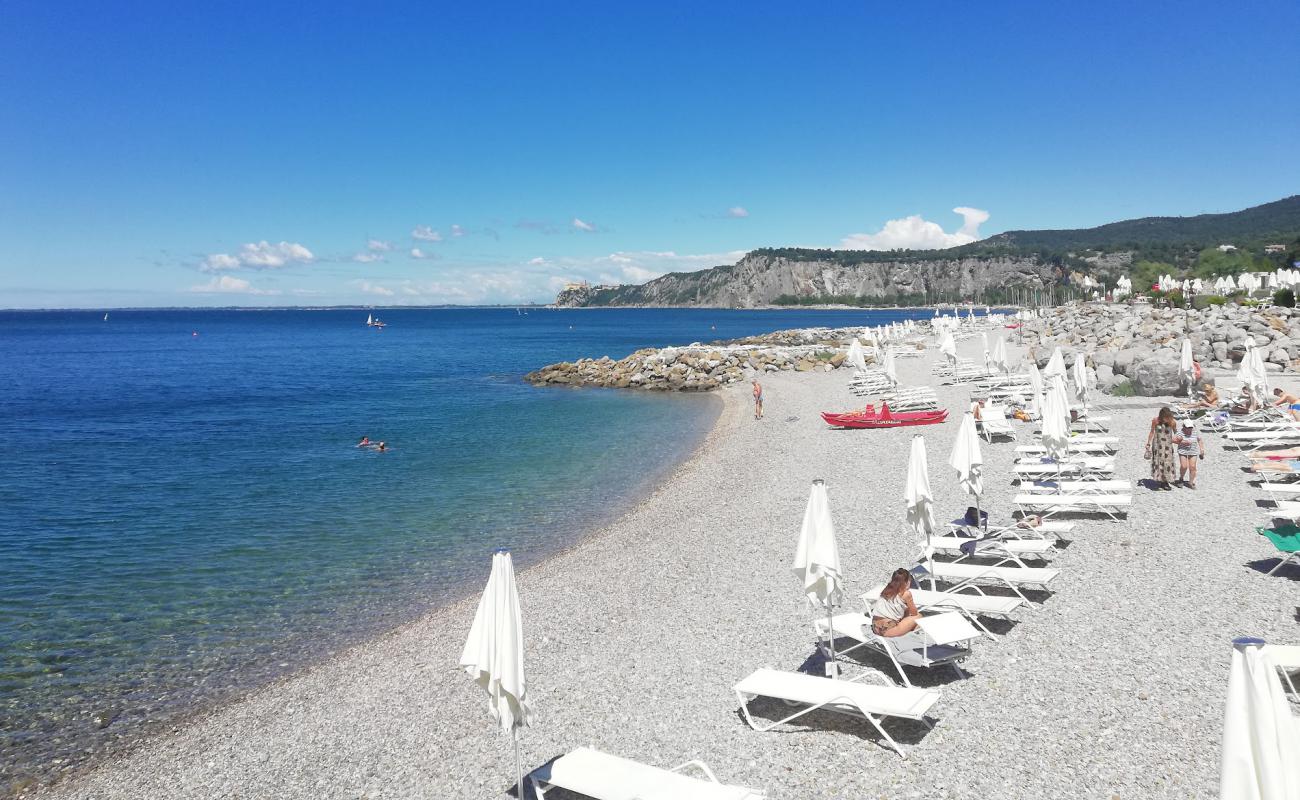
[923,535,1056,563]
[861,585,1025,637]
[978,404,1017,442]
[1014,493,1131,521]
[812,611,978,687]
[1268,500,1300,516]
[530,746,765,800]
[1012,459,1115,479]
[914,560,1060,603]
[1023,479,1132,494]
[948,519,1076,540]
[733,667,940,758]
[1016,441,1117,455]
[1259,483,1300,497]
[1262,644,1300,698]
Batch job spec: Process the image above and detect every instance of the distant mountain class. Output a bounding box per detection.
[555,196,1300,308]
[987,195,1300,251]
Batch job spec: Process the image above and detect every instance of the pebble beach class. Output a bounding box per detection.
[33,336,1297,800]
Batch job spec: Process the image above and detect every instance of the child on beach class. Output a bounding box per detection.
[1174,422,1204,488]
[752,380,763,420]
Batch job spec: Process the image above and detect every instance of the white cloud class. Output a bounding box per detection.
[726,206,749,218]
[190,275,280,295]
[367,239,393,252]
[410,247,439,260]
[412,225,442,242]
[338,249,744,306]
[838,207,990,251]
[353,252,385,263]
[572,217,596,232]
[355,280,395,297]
[201,241,314,272]
[450,224,466,238]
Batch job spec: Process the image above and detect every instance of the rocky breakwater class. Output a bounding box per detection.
[524,327,871,391]
[1021,302,1300,396]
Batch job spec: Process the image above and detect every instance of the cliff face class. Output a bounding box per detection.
[555,252,1062,307]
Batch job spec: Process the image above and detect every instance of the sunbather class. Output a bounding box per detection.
[870,568,921,637]
[1181,382,1221,412]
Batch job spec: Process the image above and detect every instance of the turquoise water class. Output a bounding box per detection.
[0,306,938,791]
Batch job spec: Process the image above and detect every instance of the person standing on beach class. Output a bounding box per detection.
[1173,422,1205,488]
[1144,406,1179,490]
[752,379,763,420]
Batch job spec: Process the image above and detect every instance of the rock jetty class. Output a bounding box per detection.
[524,327,878,391]
[1020,301,1300,395]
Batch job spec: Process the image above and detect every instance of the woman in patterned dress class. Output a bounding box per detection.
[1145,406,1179,489]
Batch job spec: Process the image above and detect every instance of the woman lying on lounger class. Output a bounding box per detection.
[870,568,922,637]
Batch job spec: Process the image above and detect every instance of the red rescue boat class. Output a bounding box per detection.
[821,403,948,429]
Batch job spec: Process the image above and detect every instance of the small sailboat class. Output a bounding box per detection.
[103,313,109,321]
[366,313,373,326]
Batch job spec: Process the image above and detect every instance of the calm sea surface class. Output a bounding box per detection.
[0,306,938,790]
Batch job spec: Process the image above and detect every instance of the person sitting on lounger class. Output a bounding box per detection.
[1184,383,1220,411]
[870,568,922,637]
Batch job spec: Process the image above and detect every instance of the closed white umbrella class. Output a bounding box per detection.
[992,336,1009,374]
[460,549,532,794]
[939,331,957,362]
[1072,354,1091,431]
[1220,637,1300,799]
[1042,376,1072,461]
[906,435,939,589]
[884,349,898,386]
[1043,346,1067,379]
[792,479,842,666]
[1028,363,1046,421]
[1181,339,1195,399]
[948,413,984,530]
[981,332,991,371]
[847,338,867,373]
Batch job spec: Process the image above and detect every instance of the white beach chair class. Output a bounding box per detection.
[733,667,940,758]
[1261,644,1300,698]
[1022,479,1132,495]
[812,611,978,687]
[1013,493,1131,521]
[947,518,1076,541]
[922,534,1056,564]
[1012,459,1116,480]
[1016,441,1117,455]
[861,585,1025,638]
[530,746,765,800]
[914,560,1060,603]
[978,404,1017,442]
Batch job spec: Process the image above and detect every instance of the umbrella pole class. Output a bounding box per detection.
[513,728,523,799]
[825,602,838,675]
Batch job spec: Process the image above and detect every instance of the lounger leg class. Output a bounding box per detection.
[531,776,549,800]
[860,711,908,759]
[1266,552,1299,576]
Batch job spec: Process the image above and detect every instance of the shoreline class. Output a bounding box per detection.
[17,391,724,799]
[31,334,1297,799]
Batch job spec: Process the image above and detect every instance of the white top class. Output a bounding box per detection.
[872,591,907,621]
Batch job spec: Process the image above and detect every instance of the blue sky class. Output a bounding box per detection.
[2,1,1297,308]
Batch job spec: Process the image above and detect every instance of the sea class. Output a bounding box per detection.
[0,306,941,791]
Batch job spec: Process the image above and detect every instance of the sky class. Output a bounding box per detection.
[2,1,1298,308]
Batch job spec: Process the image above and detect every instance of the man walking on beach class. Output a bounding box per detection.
[752,379,763,420]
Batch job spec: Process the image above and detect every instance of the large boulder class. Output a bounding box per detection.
[1112,347,1144,376]
[1131,352,1184,396]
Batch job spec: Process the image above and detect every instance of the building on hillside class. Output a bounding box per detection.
[562,280,590,292]
[1217,244,1237,252]
[1265,244,1287,254]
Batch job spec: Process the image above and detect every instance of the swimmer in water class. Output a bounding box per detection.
[377,441,387,452]
[358,436,370,447]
